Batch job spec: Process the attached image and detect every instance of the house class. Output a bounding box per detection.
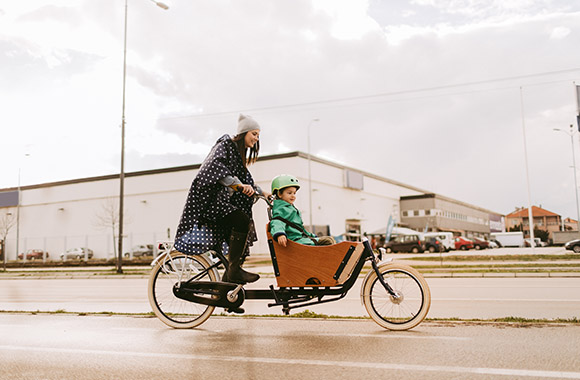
[563,217,578,231]
[505,206,562,240]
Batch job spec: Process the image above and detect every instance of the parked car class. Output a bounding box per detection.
[488,240,499,249]
[423,232,454,251]
[524,238,547,247]
[423,237,444,253]
[18,249,49,260]
[124,244,154,258]
[454,236,474,251]
[472,237,490,250]
[60,247,94,261]
[384,234,424,253]
[564,239,580,253]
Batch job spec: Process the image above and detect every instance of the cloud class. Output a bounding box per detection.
[550,25,571,39]
[2,0,580,220]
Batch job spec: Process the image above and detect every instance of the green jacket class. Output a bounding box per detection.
[270,199,317,246]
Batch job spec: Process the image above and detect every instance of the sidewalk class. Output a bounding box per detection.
[2,255,579,279]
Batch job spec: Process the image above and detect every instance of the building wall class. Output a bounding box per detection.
[1,152,425,260]
[506,214,562,239]
[400,194,498,238]
[13,169,193,259]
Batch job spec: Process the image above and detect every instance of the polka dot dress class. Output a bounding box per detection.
[174,135,257,256]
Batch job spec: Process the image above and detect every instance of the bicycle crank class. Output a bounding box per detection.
[173,281,245,310]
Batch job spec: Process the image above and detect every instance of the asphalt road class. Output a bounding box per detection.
[1,276,579,320]
[1,314,579,380]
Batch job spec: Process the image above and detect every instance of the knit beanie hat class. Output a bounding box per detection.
[237,114,261,135]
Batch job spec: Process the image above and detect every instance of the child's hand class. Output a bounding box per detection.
[277,235,287,247]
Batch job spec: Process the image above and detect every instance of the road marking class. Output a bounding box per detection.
[1,345,578,379]
[303,332,470,341]
[435,298,580,302]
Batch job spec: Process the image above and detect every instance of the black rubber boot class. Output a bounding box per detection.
[222,231,260,284]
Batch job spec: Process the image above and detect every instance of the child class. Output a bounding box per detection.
[270,174,335,247]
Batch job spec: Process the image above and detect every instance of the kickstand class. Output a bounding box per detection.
[269,285,290,315]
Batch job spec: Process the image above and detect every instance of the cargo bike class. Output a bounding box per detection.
[148,194,431,331]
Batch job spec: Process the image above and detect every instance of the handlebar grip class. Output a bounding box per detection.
[230,184,263,195]
[229,184,244,192]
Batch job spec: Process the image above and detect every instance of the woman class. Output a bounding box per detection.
[174,114,263,285]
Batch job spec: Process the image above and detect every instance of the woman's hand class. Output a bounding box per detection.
[239,184,255,197]
[277,235,287,247]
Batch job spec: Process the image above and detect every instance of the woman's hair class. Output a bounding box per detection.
[232,132,259,167]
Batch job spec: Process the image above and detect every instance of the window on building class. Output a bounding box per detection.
[345,219,361,242]
[344,170,364,190]
[0,191,19,207]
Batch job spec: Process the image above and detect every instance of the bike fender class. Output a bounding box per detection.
[150,254,165,267]
[150,241,175,267]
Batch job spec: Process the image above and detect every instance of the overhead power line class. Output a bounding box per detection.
[159,67,580,120]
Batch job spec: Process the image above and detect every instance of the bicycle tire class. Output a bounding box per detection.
[148,251,217,329]
[362,262,431,331]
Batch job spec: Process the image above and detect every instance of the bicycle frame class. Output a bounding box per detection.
[156,241,398,316]
[153,195,399,315]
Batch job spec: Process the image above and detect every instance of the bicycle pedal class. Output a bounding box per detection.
[226,307,245,314]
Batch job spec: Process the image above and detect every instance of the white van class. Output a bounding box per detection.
[490,232,524,247]
[424,232,454,251]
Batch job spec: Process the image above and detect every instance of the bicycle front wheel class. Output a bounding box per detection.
[362,262,431,331]
[148,251,218,329]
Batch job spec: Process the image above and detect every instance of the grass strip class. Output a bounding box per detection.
[1,309,579,325]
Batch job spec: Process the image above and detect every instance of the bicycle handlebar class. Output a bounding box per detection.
[229,184,273,207]
[255,193,273,207]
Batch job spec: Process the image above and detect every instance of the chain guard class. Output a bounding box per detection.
[173,281,245,310]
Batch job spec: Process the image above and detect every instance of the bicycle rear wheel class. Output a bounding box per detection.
[148,251,218,329]
[362,262,431,331]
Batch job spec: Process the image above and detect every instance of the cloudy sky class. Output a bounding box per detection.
[2,0,580,220]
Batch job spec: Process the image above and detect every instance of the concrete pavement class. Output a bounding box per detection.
[1,314,580,380]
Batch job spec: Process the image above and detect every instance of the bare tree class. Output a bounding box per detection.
[93,198,129,258]
[0,211,16,245]
[1,211,16,268]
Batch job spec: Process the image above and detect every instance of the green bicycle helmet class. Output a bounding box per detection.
[271,174,300,196]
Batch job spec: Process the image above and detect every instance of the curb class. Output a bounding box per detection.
[2,272,579,280]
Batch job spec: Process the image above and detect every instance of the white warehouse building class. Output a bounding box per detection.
[0,151,428,260]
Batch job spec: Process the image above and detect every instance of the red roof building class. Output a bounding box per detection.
[505,206,562,239]
[563,217,578,232]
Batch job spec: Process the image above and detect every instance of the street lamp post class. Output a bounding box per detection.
[16,153,30,263]
[16,168,21,263]
[519,87,536,251]
[307,118,319,234]
[553,124,580,236]
[118,0,168,274]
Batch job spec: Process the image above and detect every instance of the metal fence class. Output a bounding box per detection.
[2,231,168,262]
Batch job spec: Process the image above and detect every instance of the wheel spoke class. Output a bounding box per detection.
[148,253,216,328]
[370,270,424,324]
